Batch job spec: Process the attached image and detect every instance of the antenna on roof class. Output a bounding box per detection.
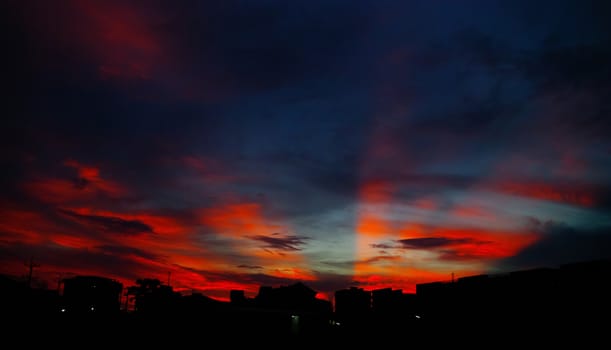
[25,256,40,288]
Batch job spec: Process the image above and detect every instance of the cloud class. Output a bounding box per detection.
[199,202,284,237]
[369,243,395,250]
[59,209,153,235]
[495,221,611,272]
[364,255,401,264]
[397,237,474,249]
[322,255,401,269]
[368,227,539,262]
[519,44,611,91]
[490,180,597,207]
[248,233,310,252]
[0,241,154,285]
[175,264,308,289]
[96,244,161,261]
[371,237,476,250]
[237,264,263,270]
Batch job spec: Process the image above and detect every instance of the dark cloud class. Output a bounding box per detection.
[495,222,611,271]
[237,264,263,270]
[370,237,498,262]
[520,44,611,90]
[518,44,611,141]
[248,233,310,252]
[322,255,401,269]
[399,237,468,249]
[164,0,371,92]
[308,271,358,296]
[370,243,395,250]
[0,241,151,283]
[440,15,611,158]
[364,255,401,264]
[96,245,160,261]
[58,209,153,235]
[175,264,305,289]
[372,237,473,250]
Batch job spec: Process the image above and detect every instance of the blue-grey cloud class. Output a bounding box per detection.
[248,233,310,252]
[372,237,474,250]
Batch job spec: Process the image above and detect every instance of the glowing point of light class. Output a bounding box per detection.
[90,306,95,311]
[415,315,421,319]
[61,308,66,312]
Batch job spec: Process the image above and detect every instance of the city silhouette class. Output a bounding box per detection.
[2,259,610,345]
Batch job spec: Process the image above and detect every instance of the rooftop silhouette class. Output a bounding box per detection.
[2,259,610,345]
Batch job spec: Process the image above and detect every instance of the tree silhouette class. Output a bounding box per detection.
[127,278,177,314]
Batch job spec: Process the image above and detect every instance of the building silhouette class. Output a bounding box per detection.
[61,275,123,314]
[2,258,610,344]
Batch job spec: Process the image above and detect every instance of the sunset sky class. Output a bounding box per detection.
[2,0,610,301]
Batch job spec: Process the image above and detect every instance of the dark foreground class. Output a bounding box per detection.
[6,310,607,348]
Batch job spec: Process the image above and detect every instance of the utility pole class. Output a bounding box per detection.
[25,256,40,288]
[451,272,455,283]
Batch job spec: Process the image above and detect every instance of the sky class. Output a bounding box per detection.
[2,0,611,302]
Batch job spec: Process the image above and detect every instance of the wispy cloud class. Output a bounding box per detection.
[59,209,153,235]
[248,233,310,251]
[397,237,474,249]
[237,264,263,269]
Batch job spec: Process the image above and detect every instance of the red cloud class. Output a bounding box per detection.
[0,208,56,245]
[410,227,540,261]
[70,0,162,81]
[25,160,127,203]
[494,181,595,207]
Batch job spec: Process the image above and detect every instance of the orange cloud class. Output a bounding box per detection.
[397,222,427,236]
[356,180,393,238]
[199,202,282,237]
[356,215,390,237]
[198,201,313,285]
[269,267,316,281]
